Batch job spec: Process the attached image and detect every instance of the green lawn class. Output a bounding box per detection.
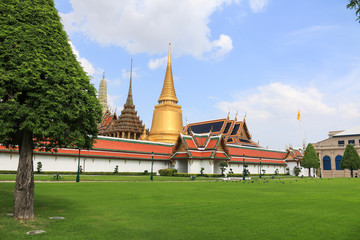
[1,178,359,240]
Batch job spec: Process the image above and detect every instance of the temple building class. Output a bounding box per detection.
[98,60,146,140]
[0,44,308,177]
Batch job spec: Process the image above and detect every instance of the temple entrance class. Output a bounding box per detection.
[176,160,188,173]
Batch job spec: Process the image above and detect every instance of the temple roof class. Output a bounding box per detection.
[184,117,258,147]
[171,132,230,160]
[158,43,178,104]
[100,60,145,136]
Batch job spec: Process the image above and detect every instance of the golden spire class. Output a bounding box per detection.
[158,43,178,104]
[125,59,133,107]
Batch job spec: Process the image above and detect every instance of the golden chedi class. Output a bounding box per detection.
[149,43,183,144]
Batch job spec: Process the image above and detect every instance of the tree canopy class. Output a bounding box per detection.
[340,144,360,177]
[347,0,360,22]
[0,0,101,150]
[301,143,319,177]
[0,0,102,219]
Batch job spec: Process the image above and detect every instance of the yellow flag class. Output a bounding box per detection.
[297,109,301,120]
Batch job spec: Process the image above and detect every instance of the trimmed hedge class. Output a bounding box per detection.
[158,169,177,176]
[0,170,156,176]
[173,173,223,178]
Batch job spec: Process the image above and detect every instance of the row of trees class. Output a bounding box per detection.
[301,143,360,178]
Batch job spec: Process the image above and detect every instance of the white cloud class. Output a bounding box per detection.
[148,56,167,70]
[68,41,96,75]
[60,0,240,59]
[107,94,122,114]
[121,67,138,80]
[214,82,360,149]
[249,0,269,13]
[217,82,335,121]
[289,25,338,36]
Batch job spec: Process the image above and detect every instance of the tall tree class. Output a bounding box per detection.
[301,143,320,177]
[0,0,102,220]
[340,144,360,178]
[347,0,360,22]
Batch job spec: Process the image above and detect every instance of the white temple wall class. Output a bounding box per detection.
[0,152,170,174]
[187,160,217,174]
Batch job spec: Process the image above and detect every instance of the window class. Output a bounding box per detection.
[338,140,344,147]
[323,156,331,170]
[348,140,355,145]
[335,155,342,170]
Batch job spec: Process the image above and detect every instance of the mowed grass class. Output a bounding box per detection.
[1,178,360,240]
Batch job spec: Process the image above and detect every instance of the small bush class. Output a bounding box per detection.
[285,167,290,175]
[36,161,42,174]
[158,169,177,176]
[274,169,279,175]
[114,165,119,174]
[293,166,301,176]
[144,170,148,175]
[200,167,204,175]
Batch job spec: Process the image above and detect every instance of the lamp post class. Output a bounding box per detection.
[259,158,262,179]
[76,148,81,182]
[150,152,154,181]
[242,154,245,181]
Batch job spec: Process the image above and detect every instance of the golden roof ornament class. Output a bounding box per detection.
[158,43,178,104]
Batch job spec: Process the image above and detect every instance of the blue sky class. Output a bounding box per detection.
[54,0,360,150]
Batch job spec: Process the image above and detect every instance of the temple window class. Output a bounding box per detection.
[348,140,355,145]
[338,140,344,147]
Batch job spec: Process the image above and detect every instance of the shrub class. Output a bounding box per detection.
[262,169,266,175]
[274,169,279,175]
[200,167,204,175]
[114,165,119,174]
[79,166,83,174]
[227,173,243,177]
[219,161,228,176]
[144,170,149,175]
[285,167,290,175]
[293,166,301,176]
[158,169,177,176]
[36,161,42,174]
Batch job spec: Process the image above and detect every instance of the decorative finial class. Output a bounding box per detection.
[227,110,230,120]
[243,112,247,121]
[103,72,105,79]
[235,111,238,121]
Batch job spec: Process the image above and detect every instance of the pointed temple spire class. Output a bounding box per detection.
[98,72,108,113]
[158,43,178,104]
[99,59,145,140]
[125,59,134,107]
[149,44,183,143]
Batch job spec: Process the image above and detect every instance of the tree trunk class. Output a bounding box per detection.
[350,169,353,178]
[14,130,34,220]
[308,168,311,177]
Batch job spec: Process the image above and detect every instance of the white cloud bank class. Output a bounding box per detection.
[61,0,239,59]
[216,82,359,149]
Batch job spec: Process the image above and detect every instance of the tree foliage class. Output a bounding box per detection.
[0,0,102,219]
[301,143,319,176]
[0,0,101,150]
[340,144,360,177]
[347,0,360,22]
